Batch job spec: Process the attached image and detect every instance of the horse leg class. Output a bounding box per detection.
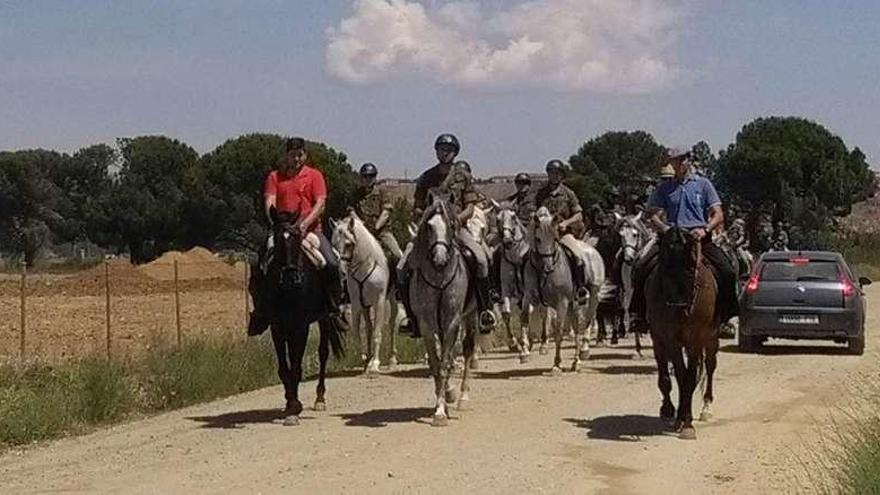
[282,322,309,425]
[519,304,531,363]
[364,304,382,377]
[653,339,675,424]
[421,330,448,427]
[540,307,550,355]
[458,323,476,411]
[678,348,701,440]
[387,298,399,368]
[670,347,687,432]
[595,307,607,347]
[502,309,518,352]
[700,340,719,422]
[270,327,296,416]
[352,303,367,366]
[549,305,565,375]
[568,307,583,372]
[313,320,329,412]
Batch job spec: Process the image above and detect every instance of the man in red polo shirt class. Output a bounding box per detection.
[248,137,347,336]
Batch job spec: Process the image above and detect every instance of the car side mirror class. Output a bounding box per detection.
[858,276,872,287]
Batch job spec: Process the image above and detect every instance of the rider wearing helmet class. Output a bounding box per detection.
[629,149,739,332]
[354,163,403,264]
[534,159,590,304]
[398,134,497,337]
[507,172,536,224]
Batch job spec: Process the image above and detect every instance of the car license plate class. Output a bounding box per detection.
[779,315,819,325]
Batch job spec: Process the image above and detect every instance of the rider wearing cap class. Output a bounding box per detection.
[534,159,590,304]
[247,137,348,336]
[629,149,739,332]
[354,163,403,265]
[398,134,498,337]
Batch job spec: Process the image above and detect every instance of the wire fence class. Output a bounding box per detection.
[0,259,251,364]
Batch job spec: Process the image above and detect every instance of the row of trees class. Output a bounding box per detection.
[1,117,875,265]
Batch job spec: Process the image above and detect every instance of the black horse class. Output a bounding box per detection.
[264,211,345,425]
[594,219,625,346]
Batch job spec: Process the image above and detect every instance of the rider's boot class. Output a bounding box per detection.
[475,276,498,334]
[247,262,271,337]
[322,266,350,333]
[397,270,420,338]
[489,249,502,303]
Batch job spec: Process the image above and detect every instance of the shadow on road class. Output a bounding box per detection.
[337,407,433,428]
[189,409,292,429]
[565,415,671,442]
[386,367,431,379]
[476,368,548,380]
[720,343,850,356]
[597,365,656,376]
[587,352,642,361]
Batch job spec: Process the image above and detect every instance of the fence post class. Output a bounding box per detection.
[19,261,26,362]
[104,259,111,359]
[174,260,181,346]
[243,261,250,328]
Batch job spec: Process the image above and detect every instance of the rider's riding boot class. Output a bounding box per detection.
[322,267,350,333]
[397,270,420,338]
[247,262,271,336]
[475,276,498,334]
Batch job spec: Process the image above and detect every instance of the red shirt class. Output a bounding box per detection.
[264,165,327,232]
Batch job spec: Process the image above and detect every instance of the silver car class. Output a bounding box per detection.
[738,251,872,354]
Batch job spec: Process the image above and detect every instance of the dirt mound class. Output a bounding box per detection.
[138,247,241,282]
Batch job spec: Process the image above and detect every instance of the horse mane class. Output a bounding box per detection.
[657,227,701,316]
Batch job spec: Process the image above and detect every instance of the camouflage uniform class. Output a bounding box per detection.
[355,184,403,260]
[506,191,536,225]
[535,182,586,241]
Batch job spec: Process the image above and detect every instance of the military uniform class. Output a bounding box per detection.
[534,182,590,302]
[355,184,403,260]
[506,191,536,225]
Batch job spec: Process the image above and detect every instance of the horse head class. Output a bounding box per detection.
[619,212,647,265]
[417,200,458,270]
[529,207,559,272]
[499,206,524,249]
[331,212,358,265]
[271,209,305,287]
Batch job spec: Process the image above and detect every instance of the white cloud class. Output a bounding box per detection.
[326,0,691,93]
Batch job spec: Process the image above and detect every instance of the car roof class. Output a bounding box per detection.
[759,251,844,263]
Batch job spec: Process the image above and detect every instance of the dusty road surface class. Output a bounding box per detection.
[2,287,877,494]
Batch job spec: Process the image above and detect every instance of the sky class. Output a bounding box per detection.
[1,0,879,178]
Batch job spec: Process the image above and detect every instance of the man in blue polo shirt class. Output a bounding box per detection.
[629,149,738,332]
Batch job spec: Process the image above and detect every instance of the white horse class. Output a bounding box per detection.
[410,200,479,426]
[331,212,396,376]
[523,207,585,374]
[497,207,533,363]
[618,212,650,356]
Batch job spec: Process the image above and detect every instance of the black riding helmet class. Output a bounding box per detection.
[359,162,378,177]
[434,133,460,154]
[514,172,531,185]
[545,159,566,173]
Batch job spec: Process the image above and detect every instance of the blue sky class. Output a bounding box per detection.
[1,0,878,177]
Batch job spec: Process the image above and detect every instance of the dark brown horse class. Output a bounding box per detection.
[266,211,345,426]
[646,227,719,440]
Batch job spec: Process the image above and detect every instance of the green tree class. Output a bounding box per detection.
[49,144,118,247]
[0,150,68,265]
[107,136,199,263]
[569,130,667,208]
[716,116,876,248]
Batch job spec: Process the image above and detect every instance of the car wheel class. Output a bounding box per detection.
[848,336,865,356]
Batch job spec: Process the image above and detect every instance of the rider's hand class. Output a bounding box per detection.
[691,228,707,240]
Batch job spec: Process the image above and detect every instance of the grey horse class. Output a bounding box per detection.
[409,200,479,426]
[497,206,533,363]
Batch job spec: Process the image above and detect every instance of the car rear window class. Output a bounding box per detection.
[760,259,841,282]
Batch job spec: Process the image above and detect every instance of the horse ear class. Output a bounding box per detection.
[634,211,643,222]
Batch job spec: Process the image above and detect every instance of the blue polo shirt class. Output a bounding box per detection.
[647,174,721,228]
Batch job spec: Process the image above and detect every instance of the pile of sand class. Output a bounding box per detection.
[138,247,241,281]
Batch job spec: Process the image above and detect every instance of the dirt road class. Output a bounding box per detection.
[2,287,877,494]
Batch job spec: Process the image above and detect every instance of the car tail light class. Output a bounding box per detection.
[790,256,810,265]
[745,273,760,295]
[839,273,856,298]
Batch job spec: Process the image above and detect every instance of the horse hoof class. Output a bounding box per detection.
[544,367,563,377]
[282,415,300,426]
[699,410,713,422]
[313,401,327,412]
[389,356,399,367]
[519,354,530,364]
[432,415,449,427]
[578,349,591,361]
[570,361,581,373]
[679,427,697,440]
[458,397,471,411]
